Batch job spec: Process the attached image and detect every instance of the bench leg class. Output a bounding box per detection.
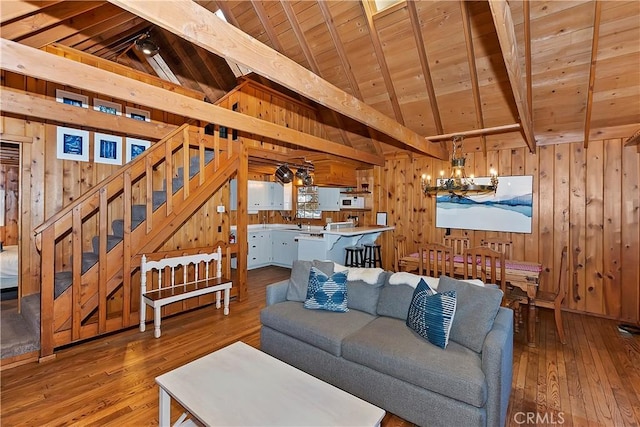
[140,300,146,332]
[154,306,162,338]
[216,290,221,309]
[223,287,230,315]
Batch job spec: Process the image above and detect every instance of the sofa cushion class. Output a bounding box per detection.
[304,267,349,312]
[437,275,503,353]
[286,260,334,302]
[342,316,486,408]
[260,301,376,357]
[406,279,457,349]
[346,270,388,315]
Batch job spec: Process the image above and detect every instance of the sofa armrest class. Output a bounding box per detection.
[482,307,514,427]
[266,280,289,306]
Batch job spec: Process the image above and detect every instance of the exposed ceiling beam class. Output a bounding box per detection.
[583,0,602,149]
[73,17,148,52]
[18,3,124,49]
[425,123,521,142]
[58,10,134,47]
[2,1,103,40]
[250,0,284,53]
[361,0,404,125]
[407,1,443,135]
[1,0,64,25]
[488,0,536,154]
[280,0,353,148]
[523,0,532,127]
[459,0,486,155]
[108,0,447,160]
[0,38,385,166]
[1,86,177,140]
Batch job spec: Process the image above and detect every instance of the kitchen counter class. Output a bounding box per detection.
[230,223,394,266]
[322,225,395,237]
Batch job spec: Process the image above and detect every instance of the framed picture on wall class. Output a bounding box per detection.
[56,126,90,161]
[93,99,122,116]
[94,133,123,165]
[55,89,89,109]
[125,106,151,122]
[125,138,150,162]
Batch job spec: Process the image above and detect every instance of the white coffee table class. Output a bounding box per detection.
[155,341,385,426]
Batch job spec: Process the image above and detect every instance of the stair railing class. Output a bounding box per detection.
[34,123,239,357]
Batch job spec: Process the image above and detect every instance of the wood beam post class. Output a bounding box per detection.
[488,0,537,154]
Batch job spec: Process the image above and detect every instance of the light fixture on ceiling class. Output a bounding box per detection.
[275,164,293,184]
[135,32,160,56]
[421,135,498,198]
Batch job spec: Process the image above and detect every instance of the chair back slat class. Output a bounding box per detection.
[464,246,506,289]
[418,243,454,278]
[480,238,513,259]
[443,236,470,256]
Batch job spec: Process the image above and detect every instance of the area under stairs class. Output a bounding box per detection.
[1,294,41,360]
[53,149,216,298]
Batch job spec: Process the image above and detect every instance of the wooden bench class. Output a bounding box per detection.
[140,247,232,338]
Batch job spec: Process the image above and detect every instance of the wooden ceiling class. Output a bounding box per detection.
[1,0,639,158]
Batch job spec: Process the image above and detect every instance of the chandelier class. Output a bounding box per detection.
[421,135,498,197]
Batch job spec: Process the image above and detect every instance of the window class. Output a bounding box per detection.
[296,186,321,219]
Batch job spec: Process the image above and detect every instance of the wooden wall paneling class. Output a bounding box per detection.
[553,143,571,296]
[28,123,46,296]
[511,147,527,260]
[523,150,539,262]
[472,149,499,246]
[537,145,554,292]
[620,143,640,323]
[603,139,622,318]
[585,142,605,315]
[569,142,587,312]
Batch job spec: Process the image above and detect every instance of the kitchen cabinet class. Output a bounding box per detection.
[247,230,271,269]
[230,179,285,211]
[271,230,298,268]
[317,187,341,211]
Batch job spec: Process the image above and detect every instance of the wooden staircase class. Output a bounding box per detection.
[34,124,239,358]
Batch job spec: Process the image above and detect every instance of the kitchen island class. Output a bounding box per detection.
[297,223,395,264]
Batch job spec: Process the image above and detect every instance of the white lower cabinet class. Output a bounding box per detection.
[271,231,298,268]
[247,231,271,269]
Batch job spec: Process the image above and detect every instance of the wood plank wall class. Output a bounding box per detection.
[375,140,640,323]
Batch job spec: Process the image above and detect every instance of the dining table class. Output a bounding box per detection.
[400,253,543,347]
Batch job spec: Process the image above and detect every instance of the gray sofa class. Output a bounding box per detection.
[260,261,513,427]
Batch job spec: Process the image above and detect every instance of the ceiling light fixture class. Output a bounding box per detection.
[135,32,160,56]
[421,135,498,198]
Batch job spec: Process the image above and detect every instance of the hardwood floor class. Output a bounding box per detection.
[1,266,639,426]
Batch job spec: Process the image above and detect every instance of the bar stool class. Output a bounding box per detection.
[344,246,364,267]
[363,243,382,268]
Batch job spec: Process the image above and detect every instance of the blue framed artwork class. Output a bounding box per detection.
[125,106,150,122]
[94,133,123,165]
[93,99,122,116]
[56,126,89,161]
[55,89,88,109]
[435,175,533,233]
[126,138,150,162]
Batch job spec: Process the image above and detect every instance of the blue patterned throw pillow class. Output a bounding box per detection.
[304,267,349,312]
[406,278,457,349]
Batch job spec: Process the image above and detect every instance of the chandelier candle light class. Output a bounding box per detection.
[421,135,498,197]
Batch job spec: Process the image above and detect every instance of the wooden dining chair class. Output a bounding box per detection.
[443,236,470,256]
[394,235,417,272]
[418,243,454,278]
[480,237,513,259]
[464,246,526,333]
[463,246,505,288]
[529,246,568,344]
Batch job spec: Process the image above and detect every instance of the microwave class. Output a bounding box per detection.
[340,196,365,209]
